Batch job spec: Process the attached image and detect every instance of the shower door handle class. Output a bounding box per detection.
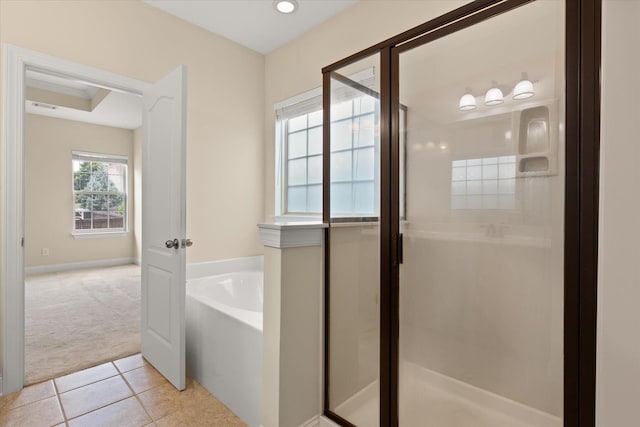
[165,238,179,249]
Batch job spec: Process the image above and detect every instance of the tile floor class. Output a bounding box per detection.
[0,354,247,427]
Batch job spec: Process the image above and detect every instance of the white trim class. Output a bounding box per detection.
[24,257,137,275]
[71,231,129,239]
[273,85,321,111]
[186,255,264,280]
[258,222,327,248]
[2,44,150,396]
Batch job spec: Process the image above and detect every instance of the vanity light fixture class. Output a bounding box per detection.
[513,73,534,100]
[484,82,504,106]
[458,90,477,111]
[274,0,298,14]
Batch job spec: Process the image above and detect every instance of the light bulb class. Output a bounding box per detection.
[459,93,477,111]
[274,0,298,14]
[484,86,504,106]
[513,79,534,100]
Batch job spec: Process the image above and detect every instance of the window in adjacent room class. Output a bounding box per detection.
[72,151,128,233]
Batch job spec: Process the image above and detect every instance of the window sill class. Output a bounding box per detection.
[275,215,322,222]
[72,231,129,240]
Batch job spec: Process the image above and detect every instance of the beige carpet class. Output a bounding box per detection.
[25,264,141,385]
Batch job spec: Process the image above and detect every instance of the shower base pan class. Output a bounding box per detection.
[334,361,562,427]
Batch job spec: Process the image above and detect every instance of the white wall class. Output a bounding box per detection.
[24,114,136,268]
[596,1,640,425]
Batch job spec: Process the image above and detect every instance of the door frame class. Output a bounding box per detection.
[1,44,151,395]
[321,0,601,425]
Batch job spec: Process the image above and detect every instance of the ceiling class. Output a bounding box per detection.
[143,0,358,54]
[25,69,142,130]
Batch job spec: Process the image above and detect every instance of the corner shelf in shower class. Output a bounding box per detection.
[513,100,559,177]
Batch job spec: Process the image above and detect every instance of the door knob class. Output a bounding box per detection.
[182,238,193,248]
[165,238,179,249]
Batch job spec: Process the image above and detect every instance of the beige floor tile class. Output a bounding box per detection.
[59,375,132,419]
[67,396,151,427]
[0,380,55,412]
[154,397,247,427]
[136,377,211,421]
[55,362,119,393]
[114,353,146,373]
[0,396,64,427]
[123,364,167,394]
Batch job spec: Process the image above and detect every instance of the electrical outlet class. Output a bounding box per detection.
[41,248,50,256]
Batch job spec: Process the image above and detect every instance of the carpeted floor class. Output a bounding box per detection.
[25,264,141,385]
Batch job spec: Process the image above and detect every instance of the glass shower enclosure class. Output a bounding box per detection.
[321,0,598,425]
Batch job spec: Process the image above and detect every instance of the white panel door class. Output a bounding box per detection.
[141,65,187,390]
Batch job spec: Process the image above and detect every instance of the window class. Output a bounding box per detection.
[72,152,128,233]
[275,69,379,217]
[284,109,324,213]
[450,155,516,210]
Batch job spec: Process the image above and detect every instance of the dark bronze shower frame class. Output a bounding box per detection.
[321,0,601,426]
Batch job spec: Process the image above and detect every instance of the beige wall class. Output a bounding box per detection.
[263,243,324,427]
[25,114,136,268]
[263,0,468,221]
[0,0,265,377]
[596,1,640,425]
[0,0,265,264]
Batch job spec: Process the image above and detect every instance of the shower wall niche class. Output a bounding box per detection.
[515,101,559,176]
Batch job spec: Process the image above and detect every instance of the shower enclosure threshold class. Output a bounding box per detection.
[334,361,562,427]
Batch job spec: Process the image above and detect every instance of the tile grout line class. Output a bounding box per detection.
[52,377,70,424]
[120,367,157,425]
[58,364,137,424]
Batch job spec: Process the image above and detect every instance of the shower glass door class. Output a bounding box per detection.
[396,1,565,425]
[326,52,382,426]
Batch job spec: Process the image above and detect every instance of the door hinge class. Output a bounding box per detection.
[21,237,24,247]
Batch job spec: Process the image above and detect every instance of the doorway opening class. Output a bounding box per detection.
[2,45,152,395]
[23,68,143,384]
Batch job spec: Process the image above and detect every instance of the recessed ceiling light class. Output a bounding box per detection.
[274,0,298,14]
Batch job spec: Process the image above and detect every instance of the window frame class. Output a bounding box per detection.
[71,151,129,237]
[276,90,407,221]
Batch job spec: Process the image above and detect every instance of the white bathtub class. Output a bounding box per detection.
[186,271,263,427]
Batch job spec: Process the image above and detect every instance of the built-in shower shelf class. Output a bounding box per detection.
[514,100,559,177]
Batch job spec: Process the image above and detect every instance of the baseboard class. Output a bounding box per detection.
[186,255,264,280]
[25,257,138,275]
